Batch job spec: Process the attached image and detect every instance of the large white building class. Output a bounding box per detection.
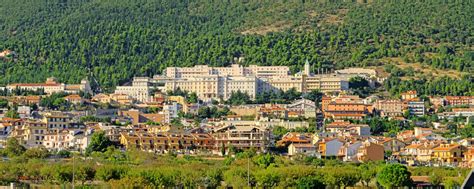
[161,62,351,100]
[114,77,151,103]
[6,77,92,95]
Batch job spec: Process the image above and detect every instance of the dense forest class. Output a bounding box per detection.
[0,0,472,93]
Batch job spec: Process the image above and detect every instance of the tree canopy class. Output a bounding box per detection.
[0,0,472,93]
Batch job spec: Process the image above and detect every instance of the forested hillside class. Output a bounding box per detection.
[0,0,473,93]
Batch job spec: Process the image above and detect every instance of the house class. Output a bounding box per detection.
[17,106,31,118]
[325,121,371,136]
[414,127,433,138]
[0,50,16,58]
[64,94,85,104]
[288,143,318,157]
[92,93,112,104]
[416,142,440,162]
[277,132,313,147]
[429,96,445,109]
[432,144,465,165]
[119,109,165,125]
[357,142,384,162]
[371,137,406,152]
[318,138,344,157]
[258,104,287,119]
[339,141,363,162]
[43,129,91,151]
[110,94,134,105]
[0,118,23,136]
[286,98,317,118]
[401,90,417,100]
[463,148,474,168]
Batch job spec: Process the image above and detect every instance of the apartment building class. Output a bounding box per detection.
[43,129,91,151]
[406,100,426,116]
[42,112,72,130]
[14,121,47,147]
[304,75,349,93]
[374,99,403,117]
[120,132,215,152]
[6,77,92,95]
[445,96,474,106]
[212,125,272,153]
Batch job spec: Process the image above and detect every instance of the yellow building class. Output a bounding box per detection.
[432,144,465,164]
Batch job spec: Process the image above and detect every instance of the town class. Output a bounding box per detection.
[0,62,472,172]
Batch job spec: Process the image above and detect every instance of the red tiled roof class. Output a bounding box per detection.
[8,83,60,87]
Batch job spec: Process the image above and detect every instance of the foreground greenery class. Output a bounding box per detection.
[0,0,472,93]
[0,146,469,188]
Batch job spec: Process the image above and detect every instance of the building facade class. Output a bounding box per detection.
[161,63,350,100]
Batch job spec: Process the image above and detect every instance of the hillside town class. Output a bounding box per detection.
[0,63,473,170]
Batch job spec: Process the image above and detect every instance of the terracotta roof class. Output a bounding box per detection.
[402,90,417,95]
[433,144,460,151]
[445,96,473,100]
[291,143,315,148]
[8,83,60,87]
[25,96,41,100]
[65,85,82,90]
[64,94,82,100]
[406,144,422,149]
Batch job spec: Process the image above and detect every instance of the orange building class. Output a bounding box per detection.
[322,95,370,120]
[445,96,474,106]
[357,142,384,162]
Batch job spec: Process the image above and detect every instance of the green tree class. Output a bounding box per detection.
[377,164,412,188]
[4,109,19,119]
[0,99,8,108]
[5,138,26,157]
[23,147,49,159]
[359,163,377,187]
[186,92,199,104]
[255,154,275,168]
[429,172,443,186]
[349,76,369,89]
[85,131,113,155]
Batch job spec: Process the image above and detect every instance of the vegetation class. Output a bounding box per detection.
[0,1,471,94]
[377,164,412,188]
[0,148,469,188]
[85,132,114,155]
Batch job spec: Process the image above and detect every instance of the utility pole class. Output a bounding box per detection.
[72,154,75,189]
[247,156,250,187]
